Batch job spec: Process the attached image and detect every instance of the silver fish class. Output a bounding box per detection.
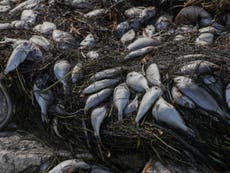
[4,42,41,74]
[116,21,130,37]
[155,15,172,31]
[178,60,220,75]
[84,88,113,113]
[124,6,144,18]
[29,35,51,51]
[136,86,162,124]
[52,29,76,49]
[143,25,155,37]
[89,67,123,82]
[54,60,71,95]
[20,9,36,25]
[124,46,154,61]
[120,29,135,44]
[113,83,130,121]
[48,159,90,173]
[84,8,106,18]
[124,95,139,115]
[140,6,156,20]
[0,37,27,48]
[83,78,120,94]
[174,76,230,119]
[11,20,29,29]
[86,50,99,60]
[0,5,11,13]
[171,86,195,108]
[200,75,223,100]
[80,33,96,48]
[195,33,214,46]
[126,71,149,92]
[71,62,83,83]
[91,165,111,173]
[33,21,56,34]
[33,82,53,123]
[0,23,11,30]
[226,83,230,108]
[152,97,194,136]
[91,106,107,137]
[145,63,161,86]
[127,37,160,51]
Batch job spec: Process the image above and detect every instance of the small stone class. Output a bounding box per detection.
[196,33,214,46]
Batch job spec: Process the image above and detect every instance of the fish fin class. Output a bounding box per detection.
[118,110,123,121]
[41,113,49,123]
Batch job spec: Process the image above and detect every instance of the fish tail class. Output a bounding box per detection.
[118,110,123,121]
[63,84,70,95]
[41,113,49,123]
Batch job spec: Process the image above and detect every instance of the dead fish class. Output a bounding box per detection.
[0,5,11,13]
[178,60,220,75]
[86,50,99,59]
[174,34,185,42]
[199,26,217,34]
[126,71,149,92]
[116,21,130,37]
[127,37,160,51]
[143,25,155,37]
[142,161,172,173]
[140,6,156,20]
[84,88,113,113]
[83,78,120,94]
[124,95,139,115]
[124,6,144,18]
[120,29,136,44]
[175,6,212,27]
[0,23,11,30]
[200,75,224,100]
[71,62,83,83]
[20,9,36,25]
[145,63,161,86]
[155,15,172,31]
[124,46,154,61]
[48,159,90,173]
[52,29,76,49]
[9,0,45,15]
[152,97,195,136]
[33,21,56,34]
[4,42,41,74]
[174,76,230,120]
[0,37,27,48]
[91,165,111,173]
[80,33,96,48]
[33,81,53,123]
[91,106,107,137]
[171,87,195,109]
[226,83,230,108]
[195,33,214,46]
[54,60,71,95]
[29,35,51,51]
[89,66,124,82]
[136,86,162,125]
[63,0,94,9]
[113,83,130,121]
[84,8,106,18]
[11,20,29,29]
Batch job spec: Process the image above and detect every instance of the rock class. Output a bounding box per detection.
[0,133,54,173]
[195,33,214,46]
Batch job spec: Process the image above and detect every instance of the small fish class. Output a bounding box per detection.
[84,88,113,113]
[126,71,149,92]
[91,106,107,137]
[143,25,155,37]
[195,33,214,46]
[71,62,83,83]
[83,78,120,94]
[86,50,99,59]
[127,37,160,51]
[80,33,96,48]
[226,83,230,108]
[33,81,53,123]
[155,15,171,31]
[0,37,27,48]
[152,97,195,136]
[29,35,51,51]
[124,6,144,18]
[54,60,71,95]
[124,46,154,61]
[116,21,130,37]
[89,66,124,82]
[120,29,136,44]
[178,60,220,75]
[11,20,29,29]
[20,9,36,25]
[136,86,162,125]
[52,29,76,49]
[91,165,112,173]
[4,42,41,74]
[113,83,130,121]
[0,23,11,30]
[124,95,139,115]
[140,6,156,20]
[0,5,11,13]
[174,76,230,120]
[145,63,161,86]
[84,8,106,18]
[200,75,224,101]
[48,159,90,173]
[171,86,195,108]
[33,21,56,34]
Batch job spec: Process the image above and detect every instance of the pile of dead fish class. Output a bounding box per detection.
[83,61,230,138]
